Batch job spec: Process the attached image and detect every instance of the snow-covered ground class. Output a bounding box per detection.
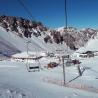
[0,56,98,98]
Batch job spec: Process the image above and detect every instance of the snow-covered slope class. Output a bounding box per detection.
[0,27,44,54]
[0,56,98,98]
[0,35,20,56]
[0,26,69,55]
[77,36,98,53]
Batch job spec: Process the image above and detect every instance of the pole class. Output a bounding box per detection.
[62,0,68,86]
[26,41,29,71]
[62,56,66,85]
[26,41,31,72]
[27,41,29,55]
[26,41,31,55]
[64,0,68,55]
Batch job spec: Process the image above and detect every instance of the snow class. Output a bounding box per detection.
[77,38,98,53]
[0,55,98,98]
[0,27,44,52]
[12,51,38,58]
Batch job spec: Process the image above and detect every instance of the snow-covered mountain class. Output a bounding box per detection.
[57,27,98,48]
[0,16,98,98]
[0,15,98,57]
[76,34,98,53]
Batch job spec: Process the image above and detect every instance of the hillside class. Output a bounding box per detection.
[0,15,98,57]
[77,36,98,53]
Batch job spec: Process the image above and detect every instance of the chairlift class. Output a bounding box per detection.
[26,41,40,72]
[28,63,40,72]
[26,57,40,72]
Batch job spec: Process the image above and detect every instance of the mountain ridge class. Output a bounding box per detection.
[0,15,98,57]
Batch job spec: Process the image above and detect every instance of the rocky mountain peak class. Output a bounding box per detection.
[0,15,98,52]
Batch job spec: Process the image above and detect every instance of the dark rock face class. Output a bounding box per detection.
[0,15,45,38]
[57,27,97,50]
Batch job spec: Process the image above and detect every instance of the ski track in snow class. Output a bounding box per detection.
[0,83,33,98]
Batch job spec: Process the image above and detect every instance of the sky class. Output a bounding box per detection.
[0,0,98,29]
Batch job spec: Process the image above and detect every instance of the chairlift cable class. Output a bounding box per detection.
[64,0,69,56]
[17,0,36,21]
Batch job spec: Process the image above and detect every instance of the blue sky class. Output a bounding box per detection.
[0,0,98,29]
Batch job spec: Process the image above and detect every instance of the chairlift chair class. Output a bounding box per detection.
[26,41,40,72]
[28,63,40,72]
[26,58,40,72]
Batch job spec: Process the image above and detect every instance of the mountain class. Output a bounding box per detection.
[76,34,98,53]
[57,27,98,49]
[0,15,98,57]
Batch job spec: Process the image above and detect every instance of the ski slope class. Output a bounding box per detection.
[0,56,98,98]
[0,27,44,52]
